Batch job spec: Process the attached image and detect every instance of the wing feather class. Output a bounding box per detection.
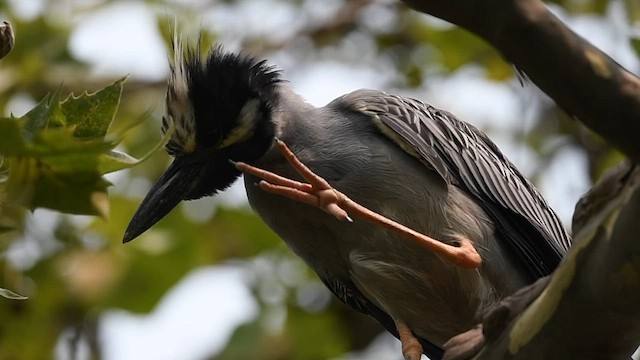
[330,89,571,278]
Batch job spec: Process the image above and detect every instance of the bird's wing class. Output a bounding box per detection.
[330,89,571,279]
[320,276,444,360]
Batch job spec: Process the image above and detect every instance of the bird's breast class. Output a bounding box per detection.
[244,122,526,345]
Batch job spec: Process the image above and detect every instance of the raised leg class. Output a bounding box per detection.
[234,139,482,269]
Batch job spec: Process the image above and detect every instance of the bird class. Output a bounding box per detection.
[123,40,572,360]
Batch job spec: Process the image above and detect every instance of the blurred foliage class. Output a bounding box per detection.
[0,0,636,360]
[0,78,157,218]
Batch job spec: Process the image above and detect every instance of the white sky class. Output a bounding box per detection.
[69,2,168,81]
[7,0,636,359]
[98,266,257,360]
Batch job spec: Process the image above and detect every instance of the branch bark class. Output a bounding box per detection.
[402,0,640,163]
[399,1,640,358]
[442,163,640,360]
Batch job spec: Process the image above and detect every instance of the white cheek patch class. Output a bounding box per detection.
[178,121,197,153]
[219,99,260,149]
[165,35,199,155]
[171,34,189,102]
[164,113,198,154]
[166,91,197,154]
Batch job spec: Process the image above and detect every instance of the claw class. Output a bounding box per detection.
[235,140,482,269]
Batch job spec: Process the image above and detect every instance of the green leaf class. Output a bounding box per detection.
[0,225,14,234]
[6,156,110,216]
[0,287,28,300]
[98,119,174,174]
[0,78,173,217]
[0,118,29,155]
[0,91,115,158]
[627,0,640,23]
[631,37,640,58]
[60,77,126,138]
[22,89,63,139]
[0,77,161,216]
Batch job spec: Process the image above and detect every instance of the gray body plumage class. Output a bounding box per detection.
[124,45,572,359]
[245,86,562,346]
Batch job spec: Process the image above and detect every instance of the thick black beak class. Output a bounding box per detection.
[123,157,202,243]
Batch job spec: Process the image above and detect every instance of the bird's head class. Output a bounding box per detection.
[123,41,282,243]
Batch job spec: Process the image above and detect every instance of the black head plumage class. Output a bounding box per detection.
[184,46,282,147]
[164,42,283,156]
[123,42,284,243]
[160,42,284,200]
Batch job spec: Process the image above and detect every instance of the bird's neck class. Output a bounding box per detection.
[271,84,316,139]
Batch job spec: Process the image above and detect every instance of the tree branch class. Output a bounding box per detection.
[398,1,640,357]
[402,0,640,163]
[444,163,640,359]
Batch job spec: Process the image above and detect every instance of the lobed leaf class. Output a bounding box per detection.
[0,287,27,300]
[0,77,166,216]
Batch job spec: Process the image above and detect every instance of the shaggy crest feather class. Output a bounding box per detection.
[162,37,282,156]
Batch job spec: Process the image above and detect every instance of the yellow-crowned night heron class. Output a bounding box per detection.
[123,42,571,360]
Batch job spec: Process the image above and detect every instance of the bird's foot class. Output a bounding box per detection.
[396,320,423,360]
[234,139,352,222]
[234,139,482,269]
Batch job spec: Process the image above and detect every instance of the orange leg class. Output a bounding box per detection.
[234,139,482,269]
[396,319,424,360]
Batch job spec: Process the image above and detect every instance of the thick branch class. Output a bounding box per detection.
[402,0,640,162]
[444,164,640,359]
